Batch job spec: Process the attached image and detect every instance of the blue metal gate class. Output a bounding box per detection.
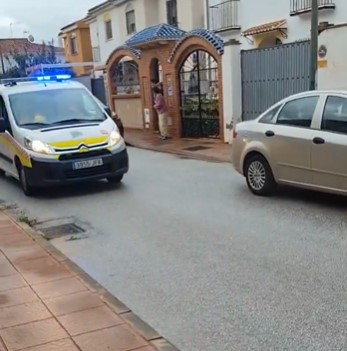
[241,40,310,120]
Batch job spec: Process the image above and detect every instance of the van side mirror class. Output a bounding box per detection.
[0,117,6,133]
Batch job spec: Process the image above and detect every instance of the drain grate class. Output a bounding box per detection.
[183,146,212,152]
[39,223,85,240]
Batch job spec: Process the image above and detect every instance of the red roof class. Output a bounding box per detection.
[0,38,63,55]
[242,19,286,36]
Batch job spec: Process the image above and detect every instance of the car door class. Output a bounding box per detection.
[311,94,347,192]
[0,95,13,173]
[262,95,321,184]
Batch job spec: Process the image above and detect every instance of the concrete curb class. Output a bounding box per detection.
[126,141,230,164]
[4,210,180,351]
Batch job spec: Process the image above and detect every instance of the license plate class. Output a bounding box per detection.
[73,159,103,170]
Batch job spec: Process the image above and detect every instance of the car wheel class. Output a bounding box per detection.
[245,154,276,196]
[18,164,36,196]
[107,175,123,184]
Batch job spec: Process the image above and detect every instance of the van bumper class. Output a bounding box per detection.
[25,148,129,188]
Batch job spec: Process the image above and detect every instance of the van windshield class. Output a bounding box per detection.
[9,88,106,129]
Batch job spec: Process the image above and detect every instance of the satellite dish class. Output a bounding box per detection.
[27,34,35,43]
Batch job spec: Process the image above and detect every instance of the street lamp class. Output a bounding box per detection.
[309,0,318,90]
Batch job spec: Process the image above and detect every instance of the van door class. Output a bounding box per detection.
[311,94,347,191]
[0,95,15,174]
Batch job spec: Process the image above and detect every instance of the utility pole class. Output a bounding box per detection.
[309,0,319,90]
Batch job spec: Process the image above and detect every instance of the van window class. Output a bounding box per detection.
[0,95,12,134]
[8,88,106,129]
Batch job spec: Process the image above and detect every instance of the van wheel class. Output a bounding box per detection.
[245,154,276,196]
[107,175,123,184]
[18,164,36,196]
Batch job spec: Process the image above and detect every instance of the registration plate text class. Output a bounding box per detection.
[73,159,103,170]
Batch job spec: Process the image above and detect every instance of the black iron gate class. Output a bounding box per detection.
[179,50,220,138]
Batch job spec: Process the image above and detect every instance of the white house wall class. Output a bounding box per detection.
[317,24,347,91]
[88,0,206,65]
[211,0,347,47]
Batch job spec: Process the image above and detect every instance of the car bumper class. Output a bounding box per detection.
[25,148,129,188]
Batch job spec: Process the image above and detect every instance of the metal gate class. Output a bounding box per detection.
[241,40,310,121]
[91,77,107,105]
[179,50,220,138]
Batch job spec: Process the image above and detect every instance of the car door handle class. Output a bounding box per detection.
[265,130,275,137]
[313,137,325,144]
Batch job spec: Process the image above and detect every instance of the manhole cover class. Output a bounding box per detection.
[183,146,212,152]
[39,223,85,239]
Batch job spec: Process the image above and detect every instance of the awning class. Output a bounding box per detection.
[242,19,286,36]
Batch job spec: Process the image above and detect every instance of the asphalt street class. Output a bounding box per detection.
[0,147,346,351]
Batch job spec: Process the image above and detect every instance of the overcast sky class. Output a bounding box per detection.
[0,0,101,45]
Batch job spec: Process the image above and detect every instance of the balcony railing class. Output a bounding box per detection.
[209,0,240,32]
[290,0,335,16]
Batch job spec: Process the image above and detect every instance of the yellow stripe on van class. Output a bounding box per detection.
[49,137,108,149]
[0,134,32,168]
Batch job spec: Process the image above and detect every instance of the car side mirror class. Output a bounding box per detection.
[0,117,6,133]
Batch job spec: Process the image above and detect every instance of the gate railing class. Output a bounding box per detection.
[209,0,240,32]
[290,0,335,15]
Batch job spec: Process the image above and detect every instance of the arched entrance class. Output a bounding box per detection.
[109,55,143,129]
[179,50,219,138]
[150,58,163,131]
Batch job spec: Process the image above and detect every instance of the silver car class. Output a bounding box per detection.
[232,90,347,196]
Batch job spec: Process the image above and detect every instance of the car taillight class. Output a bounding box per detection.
[232,128,237,138]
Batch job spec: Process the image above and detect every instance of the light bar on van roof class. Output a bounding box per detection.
[0,74,72,85]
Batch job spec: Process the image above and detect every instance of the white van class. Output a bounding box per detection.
[0,74,129,196]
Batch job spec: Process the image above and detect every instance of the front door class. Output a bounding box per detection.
[179,50,219,138]
[311,94,347,191]
[266,95,320,184]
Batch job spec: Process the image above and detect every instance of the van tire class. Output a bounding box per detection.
[107,175,123,184]
[18,164,36,197]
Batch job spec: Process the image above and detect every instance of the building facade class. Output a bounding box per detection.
[85,0,205,68]
[208,0,346,142]
[59,20,94,76]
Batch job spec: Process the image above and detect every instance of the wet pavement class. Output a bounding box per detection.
[0,147,346,351]
[125,128,231,163]
[0,213,174,351]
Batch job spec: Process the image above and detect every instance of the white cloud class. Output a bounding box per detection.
[0,0,102,43]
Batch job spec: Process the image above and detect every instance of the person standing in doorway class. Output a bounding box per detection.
[153,86,168,140]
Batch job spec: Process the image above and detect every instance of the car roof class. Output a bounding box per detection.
[0,80,85,96]
[281,89,347,103]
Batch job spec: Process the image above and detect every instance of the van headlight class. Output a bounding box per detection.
[108,130,122,147]
[24,138,54,154]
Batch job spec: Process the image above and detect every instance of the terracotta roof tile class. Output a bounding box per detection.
[242,19,286,36]
[0,39,63,55]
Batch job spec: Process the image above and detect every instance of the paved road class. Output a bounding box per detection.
[0,147,346,351]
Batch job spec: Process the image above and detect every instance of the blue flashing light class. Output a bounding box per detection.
[35,74,71,82]
[56,74,71,80]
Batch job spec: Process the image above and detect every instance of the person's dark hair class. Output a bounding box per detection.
[151,79,158,84]
[152,86,162,94]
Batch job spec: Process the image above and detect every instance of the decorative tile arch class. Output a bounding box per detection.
[168,28,224,64]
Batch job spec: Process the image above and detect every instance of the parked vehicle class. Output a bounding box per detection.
[232,90,347,196]
[0,74,129,196]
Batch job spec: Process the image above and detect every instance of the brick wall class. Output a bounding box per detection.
[106,38,224,139]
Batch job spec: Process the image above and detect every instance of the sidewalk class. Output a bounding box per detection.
[0,211,178,351]
[125,129,231,163]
